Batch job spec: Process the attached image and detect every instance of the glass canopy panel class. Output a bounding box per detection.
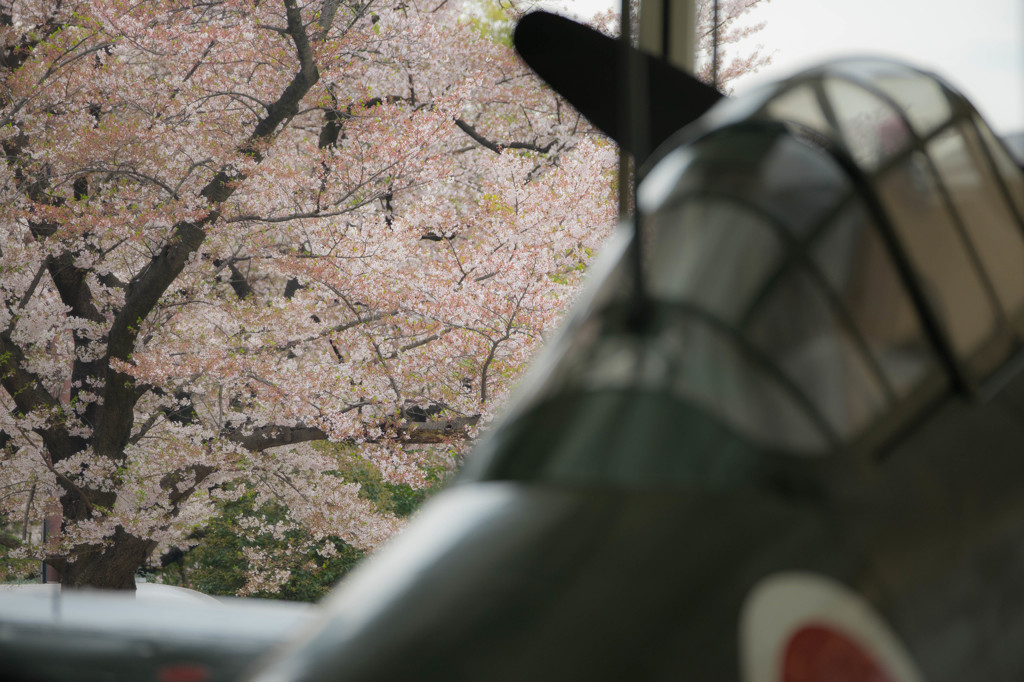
[577,311,831,454]
[763,84,832,133]
[823,78,914,170]
[754,132,851,234]
[974,116,1024,222]
[478,389,776,490]
[649,128,850,238]
[876,151,998,357]
[646,199,783,324]
[928,125,1024,318]
[813,203,935,395]
[743,269,890,439]
[660,312,830,454]
[514,298,830,456]
[532,305,831,455]
[839,60,954,137]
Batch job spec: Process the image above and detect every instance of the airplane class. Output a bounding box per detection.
[4,6,1024,682]
[241,10,1024,682]
[0,582,315,682]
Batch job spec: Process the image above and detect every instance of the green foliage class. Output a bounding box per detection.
[319,441,452,516]
[152,490,367,601]
[152,444,452,602]
[462,0,514,47]
[0,551,38,584]
[0,521,39,584]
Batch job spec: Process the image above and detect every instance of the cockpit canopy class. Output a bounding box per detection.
[466,58,1024,488]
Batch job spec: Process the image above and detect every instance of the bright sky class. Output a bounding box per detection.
[536,0,1024,133]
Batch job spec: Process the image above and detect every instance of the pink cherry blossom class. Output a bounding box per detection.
[0,0,616,591]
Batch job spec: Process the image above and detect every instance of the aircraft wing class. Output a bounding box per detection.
[0,584,314,682]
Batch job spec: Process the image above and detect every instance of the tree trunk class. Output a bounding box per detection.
[57,527,156,590]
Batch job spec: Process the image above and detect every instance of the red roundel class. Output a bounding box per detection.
[158,664,211,682]
[783,623,895,682]
[739,572,924,682]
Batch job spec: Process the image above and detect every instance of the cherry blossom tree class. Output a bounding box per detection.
[0,0,617,590]
[587,0,772,91]
[694,0,773,91]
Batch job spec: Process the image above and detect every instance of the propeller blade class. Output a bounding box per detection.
[513,11,724,160]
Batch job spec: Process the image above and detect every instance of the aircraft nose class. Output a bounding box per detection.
[246,481,839,682]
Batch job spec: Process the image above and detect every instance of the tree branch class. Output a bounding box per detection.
[226,259,254,300]
[0,331,70,462]
[246,0,320,149]
[225,425,330,452]
[403,415,479,444]
[454,118,554,155]
[96,0,324,459]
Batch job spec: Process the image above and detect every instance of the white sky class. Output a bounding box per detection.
[536,0,1024,133]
